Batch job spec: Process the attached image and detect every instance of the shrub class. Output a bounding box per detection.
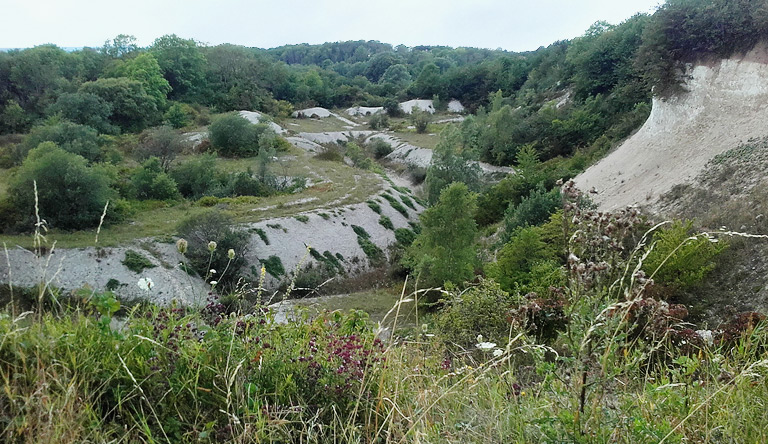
[436,278,516,349]
[367,200,382,214]
[368,113,390,130]
[643,220,727,291]
[253,228,269,245]
[394,228,416,246]
[19,121,104,164]
[504,186,561,235]
[357,236,385,266]
[8,142,119,230]
[122,250,156,273]
[410,105,431,134]
[208,112,259,157]
[171,154,226,199]
[176,212,249,289]
[294,215,309,223]
[382,194,409,218]
[346,142,372,170]
[134,125,189,171]
[370,138,393,159]
[131,157,181,201]
[400,195,415,210]
[379,216,394,231]
[261,255,285,278]
[351,224,370,239]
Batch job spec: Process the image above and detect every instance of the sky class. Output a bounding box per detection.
[2,0,663,52]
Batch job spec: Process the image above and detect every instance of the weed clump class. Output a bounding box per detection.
[121,250,156,273]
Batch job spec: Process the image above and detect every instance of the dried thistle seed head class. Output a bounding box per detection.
[207,241,217,252]
[176,238,188,254]
[228,248,236,260]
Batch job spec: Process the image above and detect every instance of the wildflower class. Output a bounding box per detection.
[210,281,218,286]
[137,277,154,291]
[477,334,484,343]
[493,348,504,358]
[228,248,236,260]
[207,241,217,252]
[696,329,714,347]
[476,341,497,351]
[209,269,217,274]
[176,238,188,254]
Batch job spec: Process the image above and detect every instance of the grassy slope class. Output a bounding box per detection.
[0,143,383,249]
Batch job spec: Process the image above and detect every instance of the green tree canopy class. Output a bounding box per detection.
[9,142,117,230]
[150,34,207,100]
[80,77,159,132]
[407,182,478,289]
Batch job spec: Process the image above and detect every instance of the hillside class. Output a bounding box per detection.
[575,41,768,211]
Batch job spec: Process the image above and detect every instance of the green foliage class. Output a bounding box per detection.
[163,102,194,128]
[8,143,118,230]
[261,255,285,277]
[208,113,259,157]
[131,157,181,201]
[0,100,30,134]
[48,92,116,134]
[368,113,389,130]
[369,138,393,158]
[345,142,372,170]
[381,194,409,218]
[134,125,188,171]
[503,186,562,234]
[176,211,249,289]
[436,278,516,348]
[80,77,160,132]
[20,120,104,163]
[407,182,477,289]
[150,34,207,100]
[643,220,727,291]
[253,227,269,245]
[394,228,416,246]
[357,236,385,266]
[121,250,156,273]
[107,53,171,112]
[399,195,415,210]
[294,215,309,223]
[425,126,482,205]
[351,224,370,238]
[410,105,431,134]
[170,153,226,199]
[367,200,382,214]
[487,226,562,293]
[378,215,394,231]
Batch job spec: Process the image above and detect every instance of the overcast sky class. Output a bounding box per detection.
[3,0,662,51]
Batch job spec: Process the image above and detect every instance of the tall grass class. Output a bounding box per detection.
[2,181,768,443]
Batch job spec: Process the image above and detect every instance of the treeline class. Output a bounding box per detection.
[0,0,763,151]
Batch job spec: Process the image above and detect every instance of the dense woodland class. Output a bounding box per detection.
[3,0,768,442]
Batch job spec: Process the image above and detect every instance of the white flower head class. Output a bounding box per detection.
[476,341,497,351]
[228,248,236,260]
[493,349,504,358]
[477,334,484,343]
[210,280,218,286]
[209,269,217,274]
[207,241,217,252]
[137,277,154,291]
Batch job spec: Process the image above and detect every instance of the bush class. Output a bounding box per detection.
[19,121,104,164]
[208,113,258,157]
[394,228,416,246]
[122,250,156,273]
[8,143,119,230]
[171,154,226,199]
[369,138,393,159]
[410,106,431,134]
[261,255,285,278]
[504,186,561,235]
[131,157,181,201]
[436,278,516,349]
[134,125,188,171]
[368,113,389,130]
[379,215,394,230]
[643,220,727,292]
[176,212,249,290]
[367,200,382,214]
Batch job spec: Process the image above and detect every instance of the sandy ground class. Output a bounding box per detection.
[575,43,768,212]
[346,106,384,116]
